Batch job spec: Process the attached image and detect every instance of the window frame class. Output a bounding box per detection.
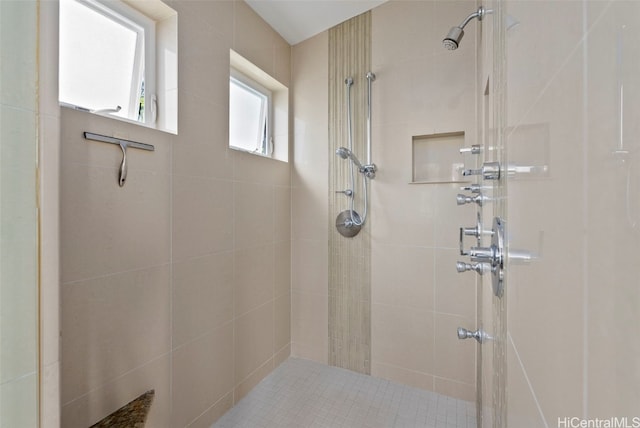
[59,0,157,125]
[229,67,274,156]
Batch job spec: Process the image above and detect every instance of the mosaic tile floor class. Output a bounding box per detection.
[212,358,477,428]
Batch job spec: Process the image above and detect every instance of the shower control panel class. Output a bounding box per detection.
[458,216,505,298]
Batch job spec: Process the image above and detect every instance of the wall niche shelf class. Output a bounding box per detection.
[411,131,470,184]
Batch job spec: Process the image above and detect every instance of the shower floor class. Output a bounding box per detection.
[211,358,476,428]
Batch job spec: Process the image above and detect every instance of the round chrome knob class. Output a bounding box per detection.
[457,327,472,340]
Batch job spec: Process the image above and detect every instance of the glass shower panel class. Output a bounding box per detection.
[503,0,640,424]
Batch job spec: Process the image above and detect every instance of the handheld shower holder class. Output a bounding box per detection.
[360,163,377,179]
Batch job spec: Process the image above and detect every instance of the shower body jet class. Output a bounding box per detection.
[443,6,490,50]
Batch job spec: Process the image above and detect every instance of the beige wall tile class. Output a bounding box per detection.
[274,36,292,87]
[506,340,546,427]
[275,292,291,352]
[290,30,329,371]
[274,186,292,242]
[235,245,275,316]
[232,0,277,77]
[184,392,233,428]
[62,355,171,428]
[371,244,435,310]
[274,240,291,298]
[433,313,475,385]
[172,175,234,262]
[170,0,233,45]
[172,101,234,180]
[371,303,434,374]
[60,163,171,282]
[234,302,275,383]
[371,182,436,247]
[371,1,434,68]
[274,344,291,367]
[61,265,171,404]
[234,358,274,404]
[172,324,234,428]
[505,51,586,424]
[291,186,328,241]
[434,248,475,316]
[178,36,231,109]
[291,239,328,294]
[234,182,275,249]
[234,151,290,186]
[434,377,475,402]
[506,0,585,129]
[290,343,327,365]
[172,253,234,348]
[369,123,413,185]
[372,362,434,391]
[291,290,328,364]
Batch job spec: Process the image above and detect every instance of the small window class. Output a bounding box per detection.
[229,50,289,162]
[59,0,178,133]
[229,70,273,155]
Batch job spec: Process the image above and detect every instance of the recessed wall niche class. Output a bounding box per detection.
[412,131,468,183]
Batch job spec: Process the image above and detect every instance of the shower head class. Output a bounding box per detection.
[443,6,488,50]
[335,147,363,169]
[443,26,464,50]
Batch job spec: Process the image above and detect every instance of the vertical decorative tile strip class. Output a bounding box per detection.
[328,12,372,374]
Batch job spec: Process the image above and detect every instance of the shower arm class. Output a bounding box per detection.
[458,6,490,30]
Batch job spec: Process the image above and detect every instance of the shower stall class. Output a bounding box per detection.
[6,0,640,426]
[296,0,640,426]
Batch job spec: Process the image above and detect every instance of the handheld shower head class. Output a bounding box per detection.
[335,147,363,169]
[336,147,349,159]
[443,27,464,50]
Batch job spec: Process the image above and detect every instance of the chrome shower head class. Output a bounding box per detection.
[443,26,464,50]
[335,147,363,169]
[443,6,489,50]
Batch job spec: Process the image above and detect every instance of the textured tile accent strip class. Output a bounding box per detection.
[211,358,476,428]
[90,390,154,428]
[328,11,372,375]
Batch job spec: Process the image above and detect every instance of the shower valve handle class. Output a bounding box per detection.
[459,144,481,155]
[456,193,487,206]
[462,161,501,180]
[335,189,353,197]
[457,327,490,344]
[456,261,487,275]
[461,183,483,194]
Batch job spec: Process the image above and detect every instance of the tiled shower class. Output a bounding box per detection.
[2,0,640,427]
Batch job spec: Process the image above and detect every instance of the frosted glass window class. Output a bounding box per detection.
[229,74,271,155]
[59,0,146,121]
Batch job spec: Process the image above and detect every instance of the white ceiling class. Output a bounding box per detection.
[245,0,388,45]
